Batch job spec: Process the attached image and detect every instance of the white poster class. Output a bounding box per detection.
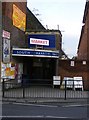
[70,61,74,66]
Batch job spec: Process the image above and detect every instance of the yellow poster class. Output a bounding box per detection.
[1,62,16,79]
[5,67,10,77]
[13,4,26,31]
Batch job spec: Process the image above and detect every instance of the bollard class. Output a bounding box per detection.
[64,80,67,100]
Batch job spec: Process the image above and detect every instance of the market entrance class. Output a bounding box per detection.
[23,57,57,85]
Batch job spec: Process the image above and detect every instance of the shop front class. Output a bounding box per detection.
[10,31,61,85]
[12,48,59,85]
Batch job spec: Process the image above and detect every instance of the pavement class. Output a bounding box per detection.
[1,86,89,105]
[2,97,88,105]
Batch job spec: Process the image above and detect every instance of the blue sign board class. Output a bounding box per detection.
[28,34,55,48]
[12,48,59,58]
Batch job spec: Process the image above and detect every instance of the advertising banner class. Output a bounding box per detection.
[13,4,26,31]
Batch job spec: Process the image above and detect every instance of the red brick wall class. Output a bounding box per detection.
[87,9,89,59]
[78,22,88,60]
[2,2,27,18]
[2,2,27,49]
[59,60,89,90]
[78,4,89,61]
[77,2,89,90]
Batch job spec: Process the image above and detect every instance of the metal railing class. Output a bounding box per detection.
[2,78,88,99]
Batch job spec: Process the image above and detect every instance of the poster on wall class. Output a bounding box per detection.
[1,62,7,79]
[13,4,26,31]
[1,62,16,80]
[3,38,10,63]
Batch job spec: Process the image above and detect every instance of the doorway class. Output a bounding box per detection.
[24,57,56,85]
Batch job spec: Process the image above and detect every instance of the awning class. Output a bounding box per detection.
[12,48,59,58]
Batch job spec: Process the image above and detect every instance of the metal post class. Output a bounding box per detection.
[2,78,4,98]
[64,80,67,100]
[22,79,25,98]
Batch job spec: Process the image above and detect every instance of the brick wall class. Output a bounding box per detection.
[2,2,27,61]
[2,2,27,18]
[77,2,89,60]
[87,9,89,59]
[76,2,89,90]
[77,24,88,60]
[26,7,45,30]
[59,60,89,90]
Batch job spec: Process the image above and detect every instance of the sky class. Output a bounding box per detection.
[27,0,86,58]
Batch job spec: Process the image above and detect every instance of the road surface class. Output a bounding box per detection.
[2,102,89,119]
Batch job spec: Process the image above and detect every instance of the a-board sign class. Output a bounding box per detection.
[53,76,61,85]
[62,77,74,89]
[73,77,83,90]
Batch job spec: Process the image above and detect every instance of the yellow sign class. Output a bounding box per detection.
[13,4,26,31]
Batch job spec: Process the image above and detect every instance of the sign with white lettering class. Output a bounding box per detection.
[28,34,55,48]
[73,77,83,90]
[12,48,59,58]
[53,76,61,86]
[30,38,49,46]
[2,30,10,39]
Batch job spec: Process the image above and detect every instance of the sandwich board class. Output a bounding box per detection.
[73,77,83,91]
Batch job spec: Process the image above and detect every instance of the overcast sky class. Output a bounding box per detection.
[27,0,86,58]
